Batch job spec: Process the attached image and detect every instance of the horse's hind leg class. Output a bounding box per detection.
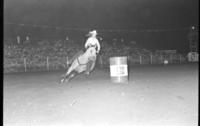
[60,65,73,83]
[65,71,77,82]
[60,62,77,83]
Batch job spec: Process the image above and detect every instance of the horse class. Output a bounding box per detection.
[60,46,97,83]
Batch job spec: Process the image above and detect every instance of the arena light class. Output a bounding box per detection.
[192,26,195,30]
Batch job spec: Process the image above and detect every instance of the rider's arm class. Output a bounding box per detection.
[96,39,100,52]
[85,38,90,49]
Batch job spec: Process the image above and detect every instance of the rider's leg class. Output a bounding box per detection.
[85,60,92,75]
[89,56,97,72]
[90,60,96,72]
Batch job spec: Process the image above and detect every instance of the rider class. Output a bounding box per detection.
[84,30,101,74]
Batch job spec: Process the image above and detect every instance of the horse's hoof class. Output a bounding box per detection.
[60,78,65,83]
[65,79,69,83]
[85,72,90,75]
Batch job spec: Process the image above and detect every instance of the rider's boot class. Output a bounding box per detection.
[85,61,92,75]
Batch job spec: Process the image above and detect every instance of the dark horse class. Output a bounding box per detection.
[60,46,97,83]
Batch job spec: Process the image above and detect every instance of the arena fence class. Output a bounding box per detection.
[4,54,188,73]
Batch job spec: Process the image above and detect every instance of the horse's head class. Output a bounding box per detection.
[86,46,97,56]
[85,46,97,60]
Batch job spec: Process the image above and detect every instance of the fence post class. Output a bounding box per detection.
[150,54,153,64]
[46,57,49,71]
[160,55,163,64]
[99,55,103,68]
[24,58,27,72]
[66,56,69,68]
[139,55,142,64]
[17,36,20,44]
[127,55,130,65]
[170,54,173,64]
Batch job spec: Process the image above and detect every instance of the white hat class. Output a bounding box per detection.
[88,30,97,36]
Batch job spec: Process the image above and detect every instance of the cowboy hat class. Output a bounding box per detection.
[86,30,98,36]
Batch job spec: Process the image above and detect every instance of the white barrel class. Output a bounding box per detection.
[188,52,199,62]
[109,56,128,83]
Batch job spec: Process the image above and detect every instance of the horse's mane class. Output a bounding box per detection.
[85,46,96,55]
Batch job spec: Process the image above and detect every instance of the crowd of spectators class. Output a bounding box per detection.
[4,39,83,72]
[4,37,185,73]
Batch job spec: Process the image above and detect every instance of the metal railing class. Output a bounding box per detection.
[4,54,188,73]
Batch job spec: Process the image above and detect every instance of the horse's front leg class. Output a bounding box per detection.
[84,61,92,75]
[65,71,77,82]
[61,61,78,83]
[90,60,96,72]
[85,59,96,75]
[60,65,74,83]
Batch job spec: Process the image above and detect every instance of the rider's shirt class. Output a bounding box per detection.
[85,37,100,52]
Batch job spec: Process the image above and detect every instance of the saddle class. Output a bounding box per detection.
[86,45,97,51]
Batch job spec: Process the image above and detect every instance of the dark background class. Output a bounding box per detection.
[3,0,199,52]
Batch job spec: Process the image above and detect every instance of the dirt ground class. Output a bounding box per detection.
[4,64,198,126]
